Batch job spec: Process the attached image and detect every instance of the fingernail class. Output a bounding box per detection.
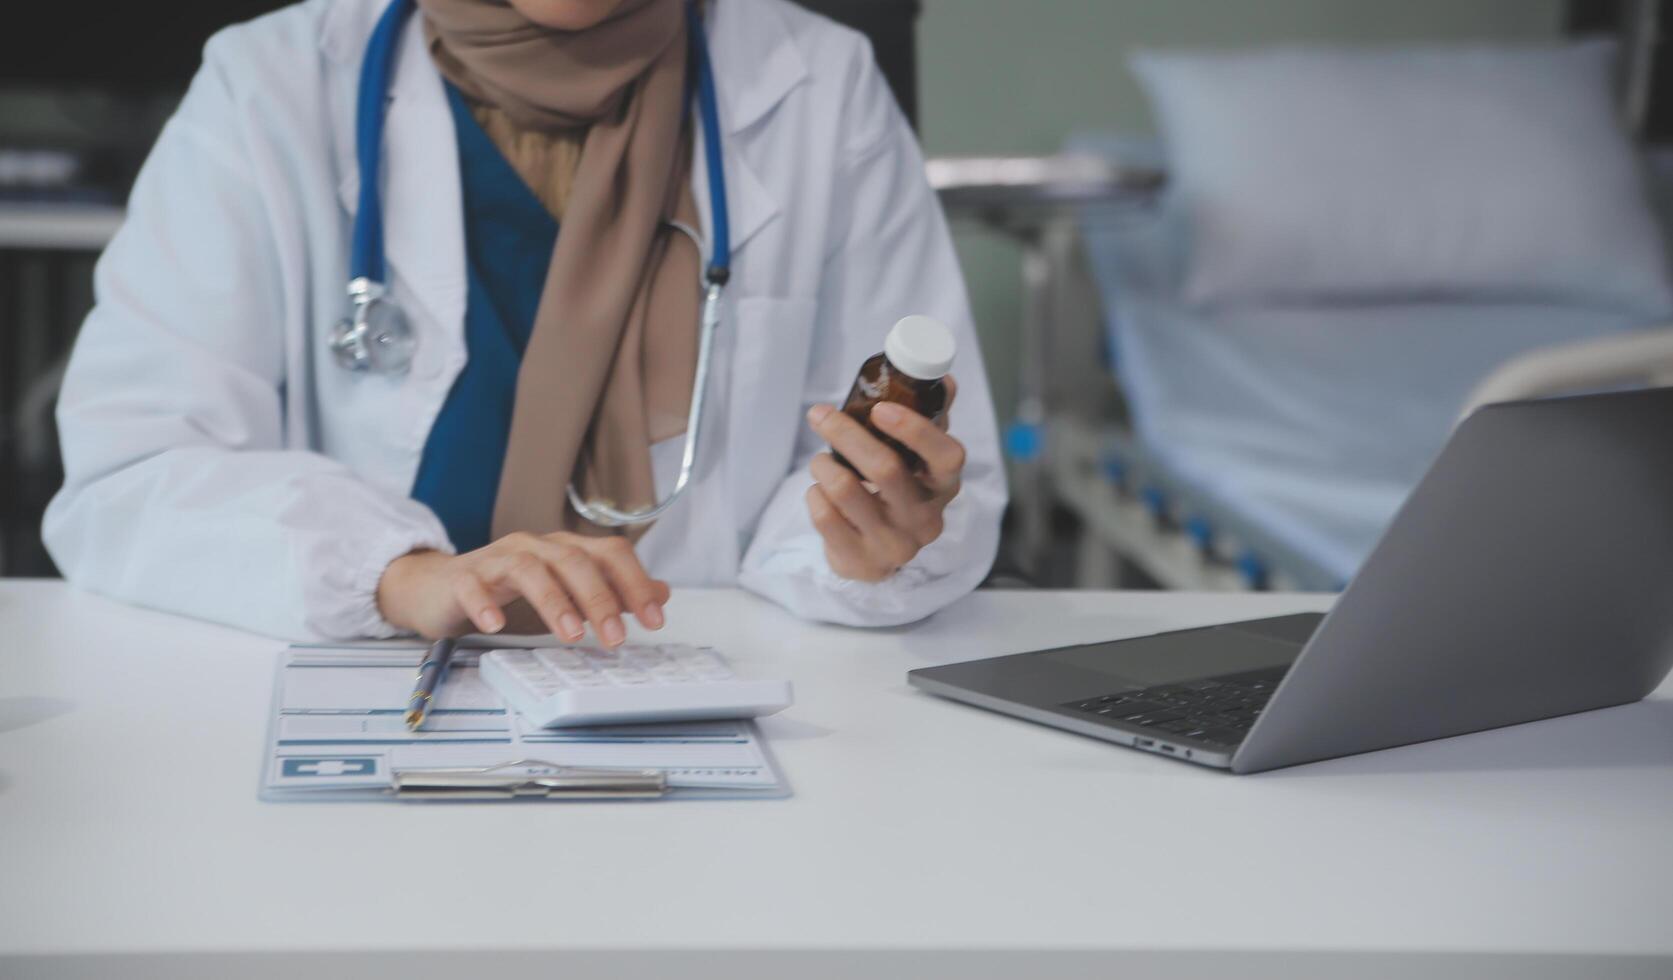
[559,613,584,640]
[640,602,665,630]
[482,609,505,633]
[601,617,627,647]
[872,402,905,425]
[807,404,834,426]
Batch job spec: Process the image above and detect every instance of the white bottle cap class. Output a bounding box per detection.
[883,314,956,381]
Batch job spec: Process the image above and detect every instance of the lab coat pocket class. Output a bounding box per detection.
[726,295,818,525]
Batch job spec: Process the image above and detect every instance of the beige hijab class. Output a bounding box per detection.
[418,0,702,540]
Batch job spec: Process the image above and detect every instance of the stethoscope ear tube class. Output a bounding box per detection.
[567,0,732,528]
[566,276,724,527]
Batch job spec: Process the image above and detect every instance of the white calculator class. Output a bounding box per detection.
[478,644,794,728]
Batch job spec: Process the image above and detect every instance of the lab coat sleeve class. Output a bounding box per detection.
[42,37,452,641]
[735,48,1007,627]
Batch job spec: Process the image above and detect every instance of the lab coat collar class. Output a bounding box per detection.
[701,0,808,255]
[707,0,809,135]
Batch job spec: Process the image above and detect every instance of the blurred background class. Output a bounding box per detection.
[4,0,1671,592]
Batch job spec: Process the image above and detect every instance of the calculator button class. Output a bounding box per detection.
[535,648,586,670]
[479,641,788,728]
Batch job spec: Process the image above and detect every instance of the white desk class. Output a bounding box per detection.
[2,581,1669,979]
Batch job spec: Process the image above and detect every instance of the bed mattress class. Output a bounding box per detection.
[1075,174,1652,583]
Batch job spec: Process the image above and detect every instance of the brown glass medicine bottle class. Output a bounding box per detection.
[832,315,956,476]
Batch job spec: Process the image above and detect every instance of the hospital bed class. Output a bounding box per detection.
[1039,134,1673,593]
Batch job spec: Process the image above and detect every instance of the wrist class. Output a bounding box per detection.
[375,549,445,631]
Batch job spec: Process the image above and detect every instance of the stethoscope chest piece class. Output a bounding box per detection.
[330,276,417,374]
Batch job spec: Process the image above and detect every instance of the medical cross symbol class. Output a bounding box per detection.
[283,757,375,777]
[297,760,358,776]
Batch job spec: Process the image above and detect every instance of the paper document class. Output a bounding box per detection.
[263,647,788,801]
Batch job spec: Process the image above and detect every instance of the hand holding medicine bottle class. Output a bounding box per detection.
[805,315,967,582]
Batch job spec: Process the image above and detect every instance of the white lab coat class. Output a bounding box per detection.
[43,0,1005,641]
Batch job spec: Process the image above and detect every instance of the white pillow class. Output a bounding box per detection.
[1131,42,1673,317]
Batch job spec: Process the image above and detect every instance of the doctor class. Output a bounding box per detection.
[44,0,1005,642]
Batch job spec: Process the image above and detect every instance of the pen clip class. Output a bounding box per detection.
[391,758,669,800]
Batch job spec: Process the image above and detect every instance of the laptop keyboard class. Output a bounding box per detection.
[1061,668,1287,747]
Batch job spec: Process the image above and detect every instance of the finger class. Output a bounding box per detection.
[810,454,920,568]
[451,571,505,635]
[809,404,917,498]
[543,544,627,647]
[584,536,667,630]
[497,552,585,642]
[806,482,860,540]
[806,485,883,581]
[870,401,966,495]
[810,452,889,534]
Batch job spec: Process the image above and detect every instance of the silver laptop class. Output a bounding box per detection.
[909,387,1673,773]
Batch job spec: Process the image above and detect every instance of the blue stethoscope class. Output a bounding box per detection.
[330,0,731,527]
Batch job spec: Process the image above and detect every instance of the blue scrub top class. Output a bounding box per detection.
[410,84,558,553]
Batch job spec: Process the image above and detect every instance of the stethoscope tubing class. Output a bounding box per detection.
[688,0,730,280]
[351,0,414,287]
[344,0,732,527]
